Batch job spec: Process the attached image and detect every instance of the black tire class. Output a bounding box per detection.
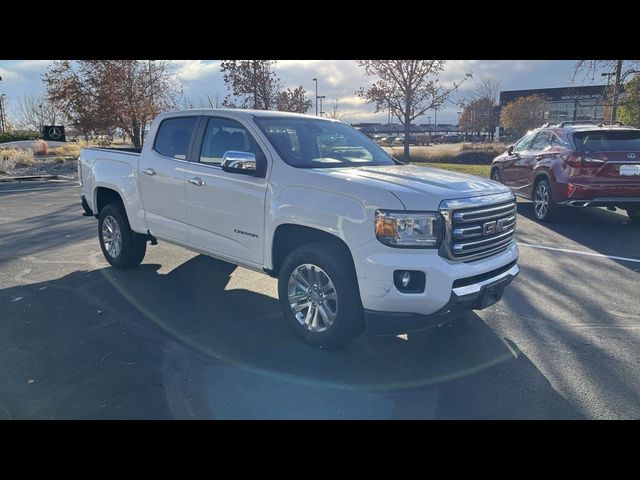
[98,203,146,269]
[532,178,558,222]
[626,206,640,223]
[278,240,365,349]
[490,167,501,183]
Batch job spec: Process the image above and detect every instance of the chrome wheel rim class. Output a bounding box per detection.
[287,264,338,333]
[492,170,500,182]
[102,215,122,258]
[534,184,549,219]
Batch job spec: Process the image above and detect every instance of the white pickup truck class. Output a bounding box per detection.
[78,109,519,348]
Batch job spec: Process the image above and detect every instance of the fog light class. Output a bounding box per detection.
[393,270,426,293]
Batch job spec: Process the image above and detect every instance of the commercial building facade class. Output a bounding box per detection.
[499,84,611,124]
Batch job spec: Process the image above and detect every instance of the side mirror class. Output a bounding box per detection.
[507,145,514,155]
[221,151,257,175]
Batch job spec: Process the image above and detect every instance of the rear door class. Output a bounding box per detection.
[184,115,270,266]
[138,115,199,242]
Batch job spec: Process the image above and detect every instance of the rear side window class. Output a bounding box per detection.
[573,130,640,152]
[153,117,198,160]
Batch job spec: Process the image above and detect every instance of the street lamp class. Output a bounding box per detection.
[313,78,318,116]
[317,95,326,117]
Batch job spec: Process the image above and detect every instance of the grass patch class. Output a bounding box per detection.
[412,162,491,177]
[48,142,85,157]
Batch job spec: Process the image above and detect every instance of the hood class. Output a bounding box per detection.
[316,164,509,210]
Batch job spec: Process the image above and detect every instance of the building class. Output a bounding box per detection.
[352,123,461,137]
[499,84,612,124]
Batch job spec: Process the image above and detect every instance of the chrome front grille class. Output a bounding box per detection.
[439,192,517,262]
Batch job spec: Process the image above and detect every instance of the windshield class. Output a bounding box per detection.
[573,130,640,151]
[254,116,398,168]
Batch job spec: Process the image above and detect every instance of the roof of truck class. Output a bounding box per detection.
[175,108,336,121]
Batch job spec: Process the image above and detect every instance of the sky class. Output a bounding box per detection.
[0,60,609,126]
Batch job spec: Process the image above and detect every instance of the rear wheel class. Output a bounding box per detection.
[533,179,558,222]
[278,241,365,349]
[98,203,147,269]
[626,206,640,223]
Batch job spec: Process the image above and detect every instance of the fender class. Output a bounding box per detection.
[92,157,148,234]
[264,184,403,270]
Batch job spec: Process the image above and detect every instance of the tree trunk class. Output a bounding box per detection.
[403,112,411,163]
[130,120,142,149]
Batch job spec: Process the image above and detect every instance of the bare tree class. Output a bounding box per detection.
[10,95,62,131]
[573,60,640,121]
[221,60,312,113]
[327,97,343,120]
[43,60,181,148]
[473,77,502,103]
[356,60,472,162]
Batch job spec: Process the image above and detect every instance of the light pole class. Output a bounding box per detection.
[0,94,6,134]
[427,116,431,143]
[313,78,318,116]
[317,95,326,117]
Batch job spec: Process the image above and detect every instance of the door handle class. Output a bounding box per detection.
[187,177,206,187]
[142,168,157,176]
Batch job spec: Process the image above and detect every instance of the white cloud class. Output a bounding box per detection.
[172,60,221,81]
[0,67,22,81]
[15,60,53,71]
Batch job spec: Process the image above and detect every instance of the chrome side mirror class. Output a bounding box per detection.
[221,151,257,175]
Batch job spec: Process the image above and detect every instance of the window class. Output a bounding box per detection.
[513,131,536,153]
[573,130,640,152]
[255,117,396,168]
[153,116,198,160]
[530,131,553,151]
[200,117,264,166]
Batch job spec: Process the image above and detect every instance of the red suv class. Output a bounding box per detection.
[491,122,640,222]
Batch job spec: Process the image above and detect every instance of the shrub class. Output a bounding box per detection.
[0,130,42,143]
[49,142,83,157]
[0,148,34,170]
[53,157,66,164]
[32,139,49,155]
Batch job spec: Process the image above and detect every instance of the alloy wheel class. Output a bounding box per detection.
[287,263,338,333]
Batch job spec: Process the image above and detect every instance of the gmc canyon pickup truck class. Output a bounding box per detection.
[78,109,520,348]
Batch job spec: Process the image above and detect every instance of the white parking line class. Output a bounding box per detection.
[517,242,640,264]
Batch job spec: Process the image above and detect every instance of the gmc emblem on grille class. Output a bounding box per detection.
[483,218,505,236]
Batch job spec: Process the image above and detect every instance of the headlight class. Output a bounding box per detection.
[375,210,442,248]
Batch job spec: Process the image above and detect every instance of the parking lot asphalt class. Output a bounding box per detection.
[0,180,639,419]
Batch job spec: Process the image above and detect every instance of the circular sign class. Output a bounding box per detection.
[48,126,62,140]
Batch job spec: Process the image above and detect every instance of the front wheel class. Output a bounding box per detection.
[490,168,501,183]
[278,241,365,349]
[533,179,558,222]
[98,203,147,269]
[626,206,640,223]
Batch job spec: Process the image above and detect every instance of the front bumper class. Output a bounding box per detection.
[364,262,519,335]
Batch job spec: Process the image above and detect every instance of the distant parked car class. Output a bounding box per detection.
[490,121,640,223]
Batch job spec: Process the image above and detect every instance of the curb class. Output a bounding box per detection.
[0,175,76,183]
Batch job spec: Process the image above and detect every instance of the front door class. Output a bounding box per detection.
[503,131,536,188]
[138,115,199,242]
[184,116,269,266]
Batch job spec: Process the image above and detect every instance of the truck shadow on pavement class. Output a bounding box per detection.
[0,254,583,419]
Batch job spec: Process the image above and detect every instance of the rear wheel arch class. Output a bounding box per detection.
[532,171,553,199]
[94,186,124,215]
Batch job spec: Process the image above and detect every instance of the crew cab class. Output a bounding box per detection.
[78,109,519,348]
[491,121,640,222]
